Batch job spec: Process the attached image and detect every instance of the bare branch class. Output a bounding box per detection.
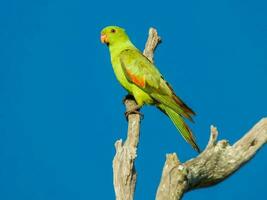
[112,100,140,200]
[112,28,161,200]
[156,118,267,200]
[143,28,161,62]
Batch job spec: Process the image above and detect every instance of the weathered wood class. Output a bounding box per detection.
[156,118,267,200]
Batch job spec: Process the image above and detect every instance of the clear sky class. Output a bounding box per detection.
[0,0,266,199]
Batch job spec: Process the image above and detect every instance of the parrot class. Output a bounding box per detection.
[100,26,200,152]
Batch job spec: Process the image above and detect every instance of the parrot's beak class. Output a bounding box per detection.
[100,34,109,44]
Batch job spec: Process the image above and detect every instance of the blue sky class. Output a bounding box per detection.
[0,0,266,199]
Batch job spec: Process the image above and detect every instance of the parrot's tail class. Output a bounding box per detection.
[158,104,200,153]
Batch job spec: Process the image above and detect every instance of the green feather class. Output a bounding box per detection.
[158,104,200,152]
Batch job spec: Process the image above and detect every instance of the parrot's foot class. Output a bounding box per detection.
[125,106,144,121]
[122,94,135,104]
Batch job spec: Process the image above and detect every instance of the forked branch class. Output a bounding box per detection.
[156,118,267,200]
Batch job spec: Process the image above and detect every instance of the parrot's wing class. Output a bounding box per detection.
[119,49,163,91]
[119,48,195,121]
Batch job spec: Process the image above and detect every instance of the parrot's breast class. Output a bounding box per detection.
[111,56,132,92]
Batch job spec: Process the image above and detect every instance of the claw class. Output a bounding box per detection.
[124,107,144,121]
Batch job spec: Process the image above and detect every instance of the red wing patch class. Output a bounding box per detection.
[125,69,146,88]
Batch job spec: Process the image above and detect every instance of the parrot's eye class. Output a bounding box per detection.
[111,29,116,33]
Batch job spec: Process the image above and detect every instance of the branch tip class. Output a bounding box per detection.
[206,125,219,148]
[166,153,180,164]
[114,139,123,151]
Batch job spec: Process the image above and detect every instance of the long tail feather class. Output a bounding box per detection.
[158,104,200,152]
[152,93,194,122]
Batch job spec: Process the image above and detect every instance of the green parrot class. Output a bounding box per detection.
[101,26,200,152]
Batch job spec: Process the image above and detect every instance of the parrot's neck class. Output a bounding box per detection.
[109,40,136,59]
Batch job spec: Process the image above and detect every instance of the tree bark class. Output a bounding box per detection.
[112,28,267,200]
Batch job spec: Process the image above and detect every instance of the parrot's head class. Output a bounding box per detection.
[100,26,129,47]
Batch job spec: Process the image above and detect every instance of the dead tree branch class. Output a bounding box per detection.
[112,28,161,200]
[156,118,267,200]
